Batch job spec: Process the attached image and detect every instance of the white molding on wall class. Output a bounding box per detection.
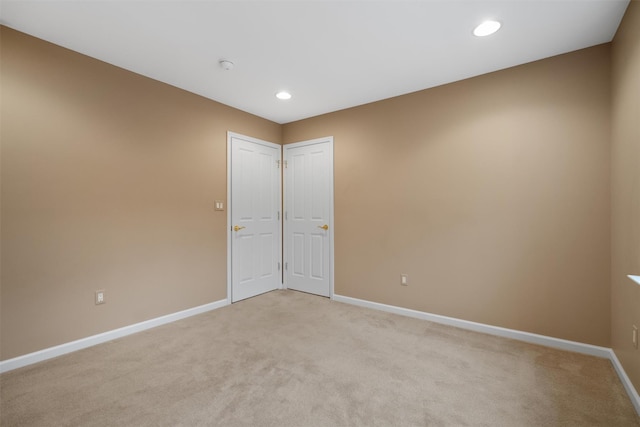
[332,293,640,415]
[2,292,639,416]
[0,299,228,374]
[610,349,640,415]
[332,294,610,357]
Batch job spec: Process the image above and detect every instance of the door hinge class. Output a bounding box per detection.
[277,211,280,220]
[276,160,281,168]
[285,211,288,220]
[278,262,281,271]
[284,160,288,168]
[285,262,288,271]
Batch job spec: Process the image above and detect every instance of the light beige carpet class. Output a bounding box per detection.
[1,290,638,426]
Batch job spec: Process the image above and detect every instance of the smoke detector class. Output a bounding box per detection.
[219,60,235,71]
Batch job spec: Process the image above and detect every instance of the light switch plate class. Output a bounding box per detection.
[95,290,105,305]
[214,200,224,211]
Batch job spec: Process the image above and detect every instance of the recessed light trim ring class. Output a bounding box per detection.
[474,20,501,37]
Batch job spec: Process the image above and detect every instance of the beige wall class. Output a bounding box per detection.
[612,0,640,394]
[284,45,612,347]
[0,27,281,360]
[0,20,623,362]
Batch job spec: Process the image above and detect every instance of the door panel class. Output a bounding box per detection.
[292,233,305,277]
[259,233,274,277]
[310,234,324,279]
[229,133,281,302]
[284,137,334,297]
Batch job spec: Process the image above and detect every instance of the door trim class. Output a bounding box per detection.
[227,131,283,304]
[283,136,335,298]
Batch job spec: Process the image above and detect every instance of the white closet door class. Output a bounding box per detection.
[229,133,281,302]
[284,137,334,297]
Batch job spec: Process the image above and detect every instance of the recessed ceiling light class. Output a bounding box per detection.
[276,91,292,100]
[473,20,501,37]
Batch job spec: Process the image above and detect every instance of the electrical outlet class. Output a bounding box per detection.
[633,325,638,349]
[95,290,105,305]
[401,274,408,286]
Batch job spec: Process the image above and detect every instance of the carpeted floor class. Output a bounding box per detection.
[1,289,638,426]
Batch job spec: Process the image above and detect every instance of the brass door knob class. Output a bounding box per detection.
[233,225,246,232]
[318,224,329,231]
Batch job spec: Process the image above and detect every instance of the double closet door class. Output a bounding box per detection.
[228,133,333,303]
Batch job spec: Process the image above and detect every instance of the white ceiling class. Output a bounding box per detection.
[0,1,630,124]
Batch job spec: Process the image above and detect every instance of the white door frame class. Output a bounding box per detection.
[226,131,283,304]
[283,136,335,298]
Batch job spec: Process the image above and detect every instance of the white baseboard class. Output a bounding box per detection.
[332,293,640,415]
[3,293,639,416]
[610,350,640,415]
[332,294,610,357]
[0,299,228,374]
